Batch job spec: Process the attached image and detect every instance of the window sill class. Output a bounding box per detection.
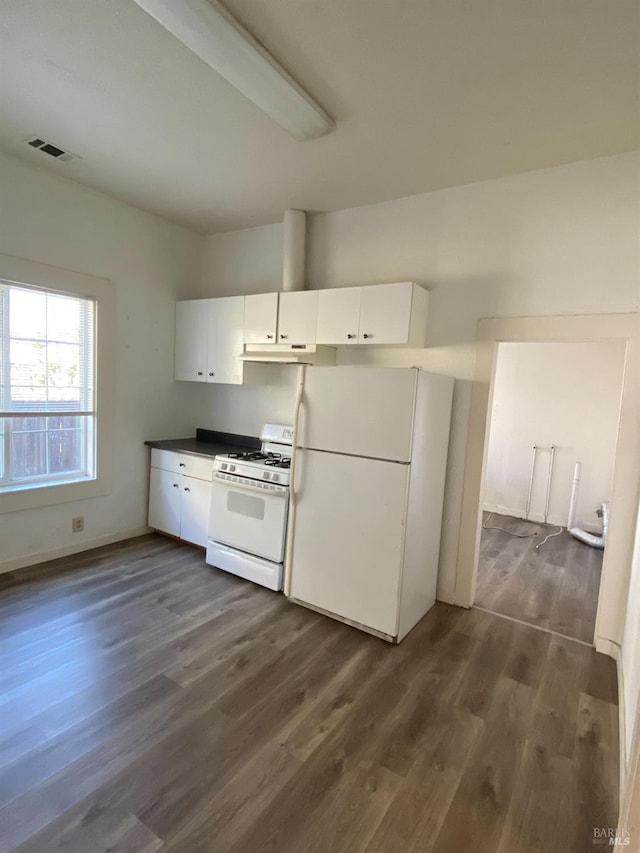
[0,475,112,514]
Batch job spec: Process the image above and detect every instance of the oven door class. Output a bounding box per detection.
[208,473,289,563]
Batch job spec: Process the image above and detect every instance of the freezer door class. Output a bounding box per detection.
[289,449,409,636]
[297,366,417,462]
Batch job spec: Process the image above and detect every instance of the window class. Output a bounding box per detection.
[0,282,96,491]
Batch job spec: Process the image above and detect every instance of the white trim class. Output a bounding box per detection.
[0,252,115,514]
[593,638,627,812]
[596,636,622,658]
[617,650,627,811]
[0,526,150,574]
[0,411,93,417]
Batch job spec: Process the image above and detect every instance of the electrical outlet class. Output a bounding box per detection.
[72,516,84,533]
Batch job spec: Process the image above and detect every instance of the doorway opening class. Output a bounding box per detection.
[474,340,626,644]
[454,314,639,659]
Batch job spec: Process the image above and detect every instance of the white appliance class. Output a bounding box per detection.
[286,366,453,642]
[206,424,293,591]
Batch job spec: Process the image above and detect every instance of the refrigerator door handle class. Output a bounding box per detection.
[284,364,306,597]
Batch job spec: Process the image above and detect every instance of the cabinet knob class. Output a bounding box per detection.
[347,334,354,340]
[179,463,186,468]
[280,334,287,340]
[172,483,179,488]
[197,371,203,376]
[266,334,273,340]
[184,487,191,492]
[209,372,214,377]
[362,333,371,339]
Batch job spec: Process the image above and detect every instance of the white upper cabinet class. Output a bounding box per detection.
[244,292,279,344]
[177,283,428,378]
[176,296,260,384]
[317,282,428,347]
[277,290,318,344]
[316,287,361,346]
[359,282,428,345]
[206,296,244,384]
[175,299,208,381]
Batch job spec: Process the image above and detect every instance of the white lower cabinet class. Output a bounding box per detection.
[148,450,213,548]
[179,476,211,547]
[148,467,182,539]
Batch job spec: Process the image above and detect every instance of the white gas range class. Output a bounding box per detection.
[206,424,293,591]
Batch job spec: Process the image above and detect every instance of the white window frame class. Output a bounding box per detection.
[0,284,96,489]
[0,253,115,514]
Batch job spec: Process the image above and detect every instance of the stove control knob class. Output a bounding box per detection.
[262,471,270,480]
[220,463,227,471]
[229,464,235,473]
[272,474,279,482]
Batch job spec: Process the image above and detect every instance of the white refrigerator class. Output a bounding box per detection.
[286,366,453,643]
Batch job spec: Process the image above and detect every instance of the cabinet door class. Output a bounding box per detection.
[244,293,279,344]
[277,291,318,344]
[316,287,361,346]
[180,476,211,548]
[207,296,244,384]
[175,300,208,381]
[148,468,182,537]
[358,282,413,344]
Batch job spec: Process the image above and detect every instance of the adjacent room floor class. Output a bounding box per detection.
[475,513,603,644]
[0,535,618,852]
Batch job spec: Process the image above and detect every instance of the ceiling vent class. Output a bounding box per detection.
[26,136,80,164]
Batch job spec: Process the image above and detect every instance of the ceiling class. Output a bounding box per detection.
[1,0,639,234]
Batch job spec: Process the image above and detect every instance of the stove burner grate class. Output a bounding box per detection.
[227,450,284,462]
[265,457,291,469]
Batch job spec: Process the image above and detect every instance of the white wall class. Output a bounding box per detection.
[194,152,640,606]
[0,152,204,569]
[483,341,626,529]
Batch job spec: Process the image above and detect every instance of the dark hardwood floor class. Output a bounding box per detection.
[0,534,618,852]
[475,513,603,643]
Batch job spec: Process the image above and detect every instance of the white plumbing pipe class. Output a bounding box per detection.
[570,501,608,549]
[283,209,306,292]
[283,363,306,597]
[567,462,582,530]
[525,444,538,521]
[543,445,556,524]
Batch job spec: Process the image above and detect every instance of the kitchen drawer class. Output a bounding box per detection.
[150,449,214,481]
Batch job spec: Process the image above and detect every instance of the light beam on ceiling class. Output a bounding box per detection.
[131,0,335,141]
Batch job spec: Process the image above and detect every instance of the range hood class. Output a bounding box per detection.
[241,343,335,365]
[240,209,336,366]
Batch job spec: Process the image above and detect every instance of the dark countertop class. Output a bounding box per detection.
[145,428,260,460]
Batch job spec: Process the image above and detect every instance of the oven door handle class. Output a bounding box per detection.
[212,473,288,498]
